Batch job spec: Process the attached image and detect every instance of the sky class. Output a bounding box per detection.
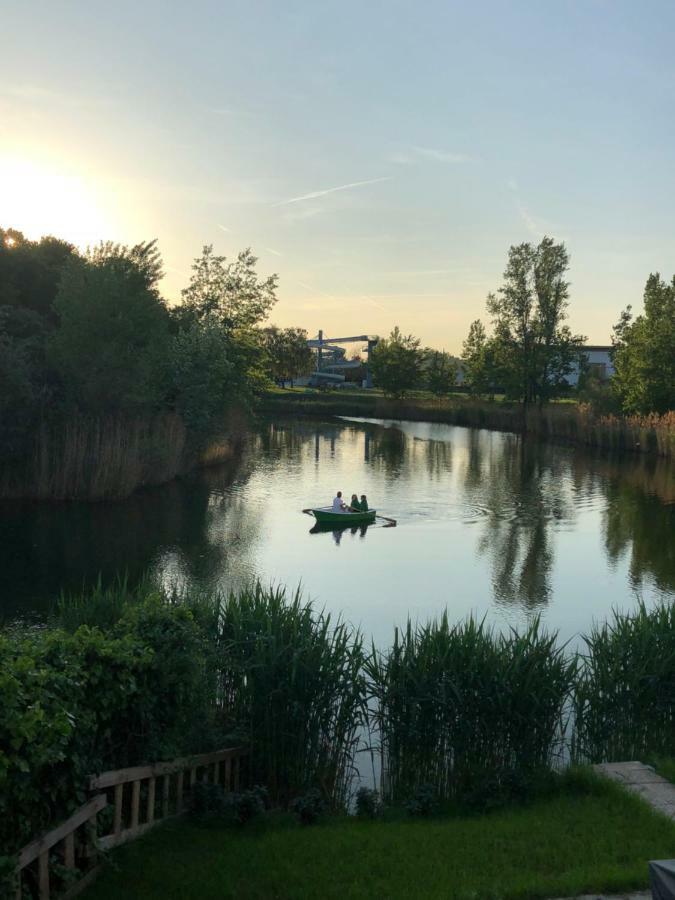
[1,0,674,354]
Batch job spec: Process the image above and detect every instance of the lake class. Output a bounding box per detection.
[2,416,674,644]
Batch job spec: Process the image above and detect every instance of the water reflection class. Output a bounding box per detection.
[1,417,673,635]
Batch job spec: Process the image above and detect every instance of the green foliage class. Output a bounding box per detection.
[48,242,170,413]
[572,601,675,763]
[0,227,75,323]
[355,787,383,819]
[366,615,575,805]
[612,273,675,414]
[462,319,497,396]
[0,597,222,855]
[263,325,313,385]
[405,783,438,817]
[425,350,457,397]
[290,789,328,825]
[370,327,423,399]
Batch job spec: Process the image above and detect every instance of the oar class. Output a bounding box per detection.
[376,514,397,527]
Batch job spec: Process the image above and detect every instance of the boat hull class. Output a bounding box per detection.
[311,508,376,525]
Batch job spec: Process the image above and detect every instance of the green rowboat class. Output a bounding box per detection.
[309,507,376,526]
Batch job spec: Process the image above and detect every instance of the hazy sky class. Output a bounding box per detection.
[1,1,674,353]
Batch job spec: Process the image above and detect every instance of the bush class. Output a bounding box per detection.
[290,789,327,825]
[355,787,383,820]
[406,784,438,818]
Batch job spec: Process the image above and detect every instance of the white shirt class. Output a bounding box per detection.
[332,496,345,512]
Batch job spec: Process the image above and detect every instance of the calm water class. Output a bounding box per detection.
[2,416,674,644]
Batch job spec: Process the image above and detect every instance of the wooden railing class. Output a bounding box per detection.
[89,745,248,850]
[14,794,107,900]
[13,745,249,899]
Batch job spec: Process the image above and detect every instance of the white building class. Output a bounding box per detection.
[566,345,615,386]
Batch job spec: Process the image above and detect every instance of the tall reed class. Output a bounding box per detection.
[572,602,675,763]
[214,584,366,807]
[366,615,575,803]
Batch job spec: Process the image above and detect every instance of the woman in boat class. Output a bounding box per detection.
[349,493,361,512]
[359,494,369,511]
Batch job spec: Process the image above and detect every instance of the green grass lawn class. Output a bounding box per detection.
[86,777,675,900]
[652,757,675,784]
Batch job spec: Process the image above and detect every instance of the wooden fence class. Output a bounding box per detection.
[14,745,249,900]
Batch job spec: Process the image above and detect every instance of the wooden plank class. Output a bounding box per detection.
[189,768,196,790]
[89,746,249,790]
[15,874,22,900]
[130,780,141,830]
[113,783,123,836]
[62,864,101,900]
[98,819,162,852]
[64,831,75,869]
[176,771,184,813]
[147,776,156,825]
[38,849,50,900]
[162,773,170,819]
[18,795,107,869]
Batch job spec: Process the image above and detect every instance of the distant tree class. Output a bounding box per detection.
[370,326,423,399]
[48,241,170,413]
[480,237,584,413]
[612,273,675,414]
[462,320,497,396]
[263,326,313,386]
[425,350,457,397]
[182,246,278,329]
[0,334,39,459]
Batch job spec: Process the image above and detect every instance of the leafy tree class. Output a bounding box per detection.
[0,228,75,323]
[263,326,313,386]
[370,326,423,399]
[48,241,170,413]
[474,237,584,412]
[612,273,675,414]
[462,320,498,396]
[425,350,457,397]
[182,246,278,329]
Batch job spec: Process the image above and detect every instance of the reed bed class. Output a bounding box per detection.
[262,392,675,459]
[366,615,575,804]
[213,584,366,807]
[572,602,675,763]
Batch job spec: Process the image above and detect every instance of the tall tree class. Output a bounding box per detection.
[425,350,457,397]
[462,320,497,396]
[612,273,675,414]
[483,237,584,413]
[370,326,423,399]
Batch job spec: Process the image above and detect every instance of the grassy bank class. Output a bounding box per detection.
[85,774,675,900]
[260,389,675,459]
[0,409,247,501]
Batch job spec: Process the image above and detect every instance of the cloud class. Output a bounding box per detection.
[273,176,391,207]
[266,247,283,257]
[389,147,474,165]
[217,223,231,233]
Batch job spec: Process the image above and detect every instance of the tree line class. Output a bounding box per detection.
[371,236,675,416]
[0,228,312,462]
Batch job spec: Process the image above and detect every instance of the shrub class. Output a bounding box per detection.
[290,789,327,825]
[406,783,438,818]
[355,787,383,820]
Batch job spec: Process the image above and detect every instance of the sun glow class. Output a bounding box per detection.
[0,156,113,247]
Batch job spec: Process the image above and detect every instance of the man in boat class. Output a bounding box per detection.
[360,494,369,511]
[332,491,347,513]
[349,493,361,511]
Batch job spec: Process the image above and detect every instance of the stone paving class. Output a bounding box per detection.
[551,762,675,900]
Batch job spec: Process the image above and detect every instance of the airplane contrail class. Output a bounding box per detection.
[273,176,391,207]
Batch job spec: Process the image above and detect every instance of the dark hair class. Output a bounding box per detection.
[361,494,367,499]
[337,491,342,497]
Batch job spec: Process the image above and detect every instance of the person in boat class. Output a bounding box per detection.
[360,494,369,511]
[332,491,347,513]
[349,493,361,511]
